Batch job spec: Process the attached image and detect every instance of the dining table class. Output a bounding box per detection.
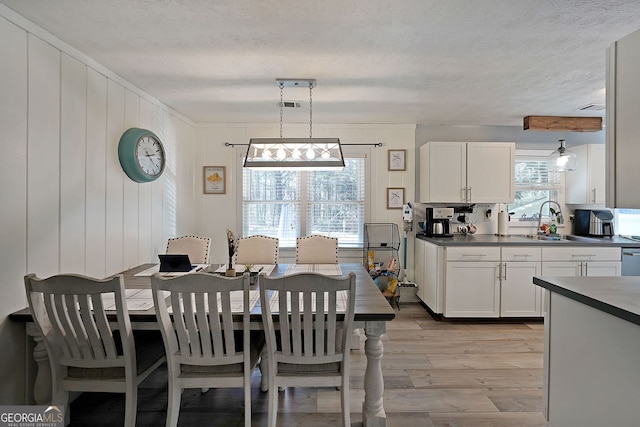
[10,262,396,426]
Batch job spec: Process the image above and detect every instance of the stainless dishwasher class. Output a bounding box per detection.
[621,247,640,276]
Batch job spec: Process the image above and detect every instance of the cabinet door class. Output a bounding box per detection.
[585,261,621,276]
[414,239,426,301]
[466,142,515,203]
[541,262,582,277]
[500,261,543,317]
[566,144,606,205]
[420,142,466,203]
[445,261,500,317]
[589,144,606,204]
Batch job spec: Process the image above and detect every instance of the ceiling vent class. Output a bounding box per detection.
[576,103,606,111]
[276,101,303,108]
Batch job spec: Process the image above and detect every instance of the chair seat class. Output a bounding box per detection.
[278,362,341,375]
[67,330,165,379]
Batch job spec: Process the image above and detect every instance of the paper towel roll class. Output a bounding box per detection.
[498,211,509,236]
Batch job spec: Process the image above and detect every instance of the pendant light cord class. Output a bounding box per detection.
[309,81,313,138]
[279,81,284,138]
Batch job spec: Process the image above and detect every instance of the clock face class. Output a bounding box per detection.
[135,135,165,178]
[118,128,166,183]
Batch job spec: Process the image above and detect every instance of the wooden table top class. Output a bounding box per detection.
[10,263,396,323]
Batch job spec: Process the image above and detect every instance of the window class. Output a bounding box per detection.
[615,209,640,235]
[509,151,561,225]
[242,157,366,247]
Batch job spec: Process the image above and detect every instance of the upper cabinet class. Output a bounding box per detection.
[419,141,515,204]
[606,28,640,208]
[565,144,605,205]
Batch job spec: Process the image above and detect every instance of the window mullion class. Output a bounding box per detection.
[300,171,309,236]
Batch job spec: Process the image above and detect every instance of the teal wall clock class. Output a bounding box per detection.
[118,128,166,183]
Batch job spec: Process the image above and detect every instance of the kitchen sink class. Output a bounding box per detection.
[513,234,600,242]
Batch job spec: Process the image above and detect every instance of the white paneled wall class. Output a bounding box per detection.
[0,13,196,403]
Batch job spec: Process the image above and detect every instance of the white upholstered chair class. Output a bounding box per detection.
[235,235,279,265]
[166,235,211,264]
[259,272,356,427]
[295,235,339,264]
[24,273,165,427]
[151,272,263,427]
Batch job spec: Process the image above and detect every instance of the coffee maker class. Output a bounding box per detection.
[425,207,454,237]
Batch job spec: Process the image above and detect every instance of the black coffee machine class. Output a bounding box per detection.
[425,207,454,237]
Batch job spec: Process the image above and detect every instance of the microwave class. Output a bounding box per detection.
[573,209,614,237]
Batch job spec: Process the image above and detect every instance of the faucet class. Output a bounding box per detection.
[537,201,564,234]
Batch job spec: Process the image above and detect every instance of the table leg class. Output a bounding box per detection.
[362,320,387,427]
[26,323,51,404]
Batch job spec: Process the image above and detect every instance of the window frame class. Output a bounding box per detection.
[509,149,565,229]
[236,146,371,248]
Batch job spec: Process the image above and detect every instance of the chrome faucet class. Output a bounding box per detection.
[537,201,564,234]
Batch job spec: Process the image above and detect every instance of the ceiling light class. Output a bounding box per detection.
[244,79,344,170]
[548,139,577,172]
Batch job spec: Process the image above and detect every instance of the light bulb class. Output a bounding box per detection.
[262,149,272,159]
[276,147,286,160]
[292,148,301,159]
[306,148,316,160]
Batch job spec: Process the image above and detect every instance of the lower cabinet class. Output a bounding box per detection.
[501,247,543,317]
[415,241,622,319]
[540,247,621,277]
[444,247,500,318]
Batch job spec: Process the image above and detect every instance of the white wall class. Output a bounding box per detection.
[194,124,416,273]
[0,11,196,403]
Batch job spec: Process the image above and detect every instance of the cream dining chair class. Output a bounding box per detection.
[235,235,279,265]
[259,271,356,427]
[166,235,211,264]
[151,272,264,427]
[24,273,166,427]
[295,235,339,264]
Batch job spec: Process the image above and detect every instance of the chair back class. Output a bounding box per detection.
[296,235,339,264]
[259,272,356,365]
[151,272,250,367]
[24,273,134,377]
[166,235,211,264]
[235,235,279,265]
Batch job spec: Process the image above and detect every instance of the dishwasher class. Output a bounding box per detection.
[621,237,640,276]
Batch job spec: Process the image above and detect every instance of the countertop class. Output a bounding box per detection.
[533,276,640,326]
[416,233,640,247]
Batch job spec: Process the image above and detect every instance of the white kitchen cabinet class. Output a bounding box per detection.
[444,247,501,318]
[419,142,515,204]
[565,144,605,205]
[414,238,444,313]
[606,28,640,208]
[500,247,543,317]
[541,247,621,277]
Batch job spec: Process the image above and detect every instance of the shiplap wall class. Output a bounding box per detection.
[0,13,196,403]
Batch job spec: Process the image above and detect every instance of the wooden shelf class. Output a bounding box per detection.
[523,115,602,132]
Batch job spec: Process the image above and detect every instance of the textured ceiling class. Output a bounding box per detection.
[3,0,640,126]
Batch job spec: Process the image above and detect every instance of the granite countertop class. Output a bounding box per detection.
[416,233,640,247]
[533,276,640,326]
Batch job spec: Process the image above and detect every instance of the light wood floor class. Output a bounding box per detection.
[69,302,546,426]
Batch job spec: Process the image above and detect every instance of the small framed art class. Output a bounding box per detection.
[386,187,404,209]
[203,166,226,194]
[388,149,406,171]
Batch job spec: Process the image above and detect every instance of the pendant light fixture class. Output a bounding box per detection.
[548,139,577,172]
[244,79,344,170]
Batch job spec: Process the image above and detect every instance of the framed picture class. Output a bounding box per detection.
[203,166,226,194]
[388,149,406,171]
[386,187,404,209]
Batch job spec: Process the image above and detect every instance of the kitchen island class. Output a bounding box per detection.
[533,276,640,427]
